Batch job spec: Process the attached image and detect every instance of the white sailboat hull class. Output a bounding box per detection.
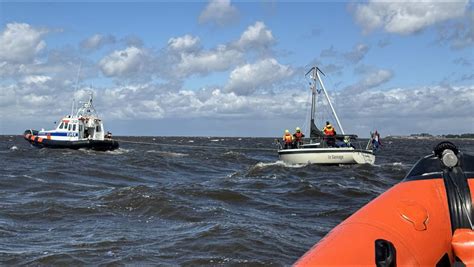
[278,147,375,165]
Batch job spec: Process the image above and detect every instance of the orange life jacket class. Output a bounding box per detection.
[294,132,303,141]
[284,133,293,144]
[323,125,335,136]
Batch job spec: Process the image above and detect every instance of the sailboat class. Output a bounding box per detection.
[23,92,119,151]
[278,67,375,164]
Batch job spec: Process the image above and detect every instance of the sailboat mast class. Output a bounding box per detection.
[310,69,316,122]
[315,69,345,135]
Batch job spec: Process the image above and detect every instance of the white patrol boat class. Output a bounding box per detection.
[24,93,119,151]
[278,67,375,165]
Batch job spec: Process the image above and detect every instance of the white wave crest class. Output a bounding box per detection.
[106,148,130,155]
[253,160,308,169]
[146,150,188,157]
[223,151,243,156]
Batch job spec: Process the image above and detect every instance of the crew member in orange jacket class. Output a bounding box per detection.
[323,121,336,147]
[293,127,305,148]
[283,129,293,149]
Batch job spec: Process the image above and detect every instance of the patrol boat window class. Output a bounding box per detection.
[59,122,64,129]
[68,124,71,131]
[64,122,68,130]
[96,125,101,132]
[73,124,76,131]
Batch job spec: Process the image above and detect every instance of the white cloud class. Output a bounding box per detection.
[318,43,370,69]
[175,45,243,77]
[436,11,474,50]
[225,58,293,95]
[2,78,473,136]
[0,23,48,63]
[21,93,53,107]
[0,51,98,90]
[336,85,474,135]
[158,88,310,119]
[345,68,394,93]
[344,44,369,63]
[361,69,393,88]
[168,34,201,52]
[199,0,239,26]
[167,21,277,78]
[21,75,52,85]
[0,84,16,108]
[80,34,116,51]
[353,0,469,35]
[320,45,338,58]
[236,21,275,50]
[99,46,146,77]
[109,100,165,119]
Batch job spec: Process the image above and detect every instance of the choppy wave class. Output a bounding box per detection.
[1,135,473,265]
[146,150,188,157]
[254,160,308,169]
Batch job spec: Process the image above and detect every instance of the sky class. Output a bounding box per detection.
[0,0,473,137]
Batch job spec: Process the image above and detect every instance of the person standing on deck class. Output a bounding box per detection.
[293,127,305,148]
[372,130,382,151]
[323,121,336,147]
[283,129,294,149]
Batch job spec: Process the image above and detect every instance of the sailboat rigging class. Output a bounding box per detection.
[278,67,375,165]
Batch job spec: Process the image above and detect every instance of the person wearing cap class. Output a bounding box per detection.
[282,129,294,149]
[293,127,305,148]
[323,121,336,147]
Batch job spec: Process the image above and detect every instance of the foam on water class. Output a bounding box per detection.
[1,135,473,265]
[105,148,130,155]
[253,160,308,169]
[146,150,188,157]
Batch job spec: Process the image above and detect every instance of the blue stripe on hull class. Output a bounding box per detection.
[39,132,68,136]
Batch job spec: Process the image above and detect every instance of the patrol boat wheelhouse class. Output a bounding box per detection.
[24,93,119,151]
[278,67,375,165]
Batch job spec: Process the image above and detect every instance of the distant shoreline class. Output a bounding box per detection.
[385,136,474,141]
[1,134,473,140]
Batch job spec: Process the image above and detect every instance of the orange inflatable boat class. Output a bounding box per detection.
[295,142,474,266]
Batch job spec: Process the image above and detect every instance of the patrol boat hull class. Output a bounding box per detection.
[23,93,119,152]
[278,147,375,165]
[24,130,119,151]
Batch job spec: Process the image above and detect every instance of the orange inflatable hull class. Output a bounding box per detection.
[295,144,474,266]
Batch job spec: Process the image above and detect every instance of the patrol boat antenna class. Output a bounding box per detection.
[71,62,82,118]
[306,66,345,135]
[76,91,98,117]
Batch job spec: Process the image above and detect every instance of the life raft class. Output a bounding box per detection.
[24,130,119,151]
[295,141,474,266]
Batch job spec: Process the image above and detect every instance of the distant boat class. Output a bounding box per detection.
[24,92,119,151]
[278,67,375,164]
